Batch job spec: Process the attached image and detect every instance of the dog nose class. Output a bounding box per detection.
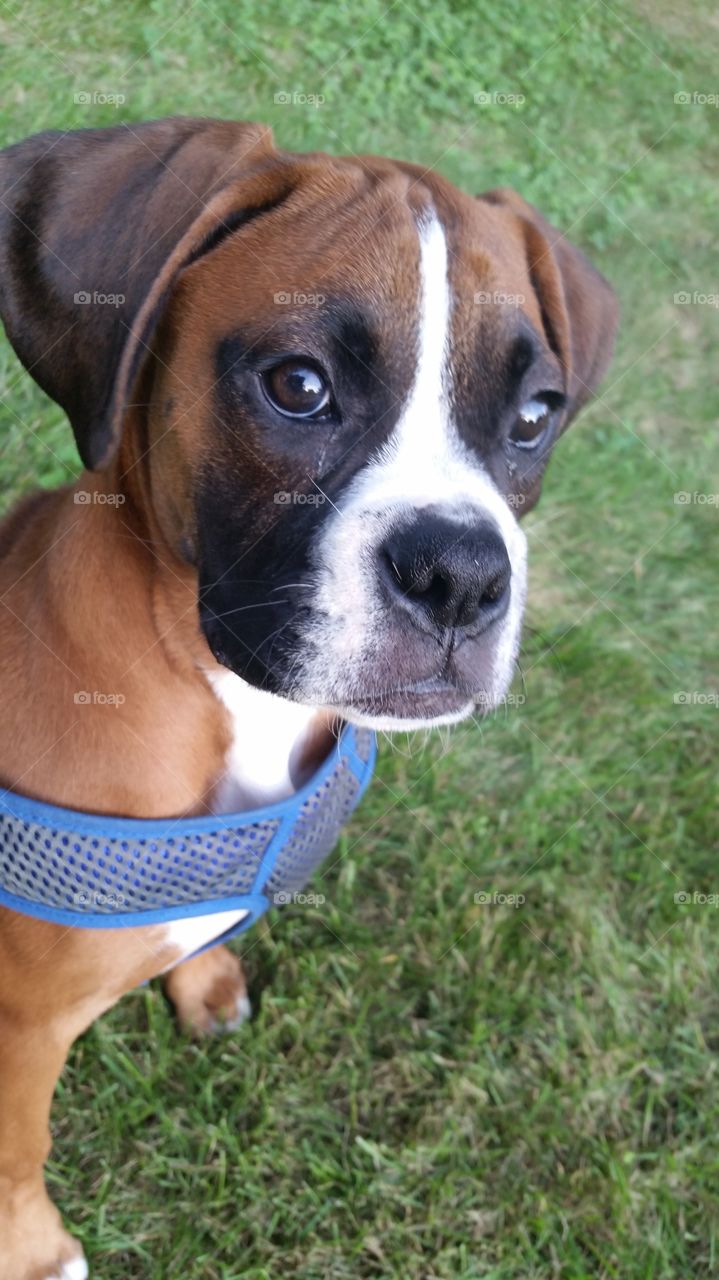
[379,515,511,632]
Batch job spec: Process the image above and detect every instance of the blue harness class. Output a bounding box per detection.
[0,725,376,947]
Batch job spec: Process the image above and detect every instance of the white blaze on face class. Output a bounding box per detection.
[294,212,527,727]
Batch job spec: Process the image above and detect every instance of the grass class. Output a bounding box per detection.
[2,0,719,1275]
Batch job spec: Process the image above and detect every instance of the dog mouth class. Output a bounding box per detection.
[332,675,477,725]
[200,585,516,728]
[202,605,506,727]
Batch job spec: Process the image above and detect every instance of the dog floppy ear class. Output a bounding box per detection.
[0,117,286,470]
[478,187,619,422]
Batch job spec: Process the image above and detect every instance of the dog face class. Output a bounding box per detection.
[160,184,546,728]
[0,120,618,729]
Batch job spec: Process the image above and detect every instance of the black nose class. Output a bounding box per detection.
[379,515,511,632]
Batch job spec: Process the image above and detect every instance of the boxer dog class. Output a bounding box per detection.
[0,117,617,1278]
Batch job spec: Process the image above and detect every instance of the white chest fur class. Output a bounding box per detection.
[161,672,322,964]
[205,670,322,811]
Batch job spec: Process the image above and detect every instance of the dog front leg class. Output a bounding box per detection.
[0,1013,87,1280]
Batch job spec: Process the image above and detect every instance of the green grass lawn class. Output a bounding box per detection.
[2,1,719,1275]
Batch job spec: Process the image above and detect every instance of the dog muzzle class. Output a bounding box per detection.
[0,725,376,954]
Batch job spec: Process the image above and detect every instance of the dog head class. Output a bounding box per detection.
[0,118,618,729]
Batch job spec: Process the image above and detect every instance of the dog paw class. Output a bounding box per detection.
[162,944,252,1035]
[41,1256,88,1280]
[0,1188,86,1280]
[215,989,253,1032]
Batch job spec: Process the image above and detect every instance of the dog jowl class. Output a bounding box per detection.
[0,117,617,1280]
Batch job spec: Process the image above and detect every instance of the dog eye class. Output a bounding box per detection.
[261,360,331,419]
[510,394,559,449]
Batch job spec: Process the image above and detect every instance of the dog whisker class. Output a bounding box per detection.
[207,600,289,621]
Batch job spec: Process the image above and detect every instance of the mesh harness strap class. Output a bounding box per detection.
[0,726,376,946]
